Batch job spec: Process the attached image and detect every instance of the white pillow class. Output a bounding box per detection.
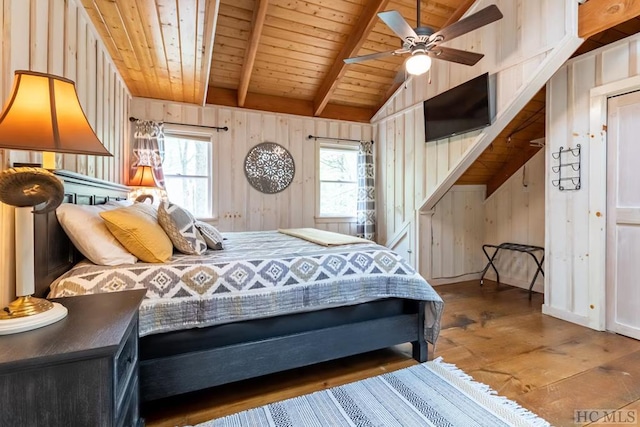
[56,203,138,265]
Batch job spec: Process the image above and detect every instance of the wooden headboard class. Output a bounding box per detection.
[33,170,130,298]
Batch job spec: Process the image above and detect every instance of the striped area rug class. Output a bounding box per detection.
[196,358,550,427]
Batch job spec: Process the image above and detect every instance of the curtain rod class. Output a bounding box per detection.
[307,135,374,144]
[129,116,228,132]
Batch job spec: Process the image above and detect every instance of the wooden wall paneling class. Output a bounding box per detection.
[448,134,463,172]
[31,0,49,72]
[394,115,405,230]
[288,118,303,230]
[302,119,316,229]
[431,194,444,279]
[509,169,528,280]
[601,44,630,85]
[217,108,234,231]
[471,188,486,272]
[452,188,466,275]
[231,110,249,231]
[404,111,415,219]
[496,0,518,69]
[413,108,425,204]
[247,111,264,231]
[440,191,454,278]
[130,99,371,234]
[63,0,78,171]
[95,49,104,179]
[435,139,448,183]
[75,14,88,175]
[86,31,97,177]
[276,116,290,230]
[6,0,31,166]
[425,138,437,200]
[569,56,596,318]
[112,71,120,183]
[375,121,387,244]
[481,138,545,292]
[49,0,65,169]
[385,120,394,243]
[546,67,570,312]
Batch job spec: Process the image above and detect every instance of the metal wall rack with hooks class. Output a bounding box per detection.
[551,144,581,191]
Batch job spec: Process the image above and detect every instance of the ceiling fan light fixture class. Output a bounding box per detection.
[405,52,432,76]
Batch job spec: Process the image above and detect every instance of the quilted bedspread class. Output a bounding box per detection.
[48,231,444,342]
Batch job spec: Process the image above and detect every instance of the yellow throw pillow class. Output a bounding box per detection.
[100,204,173,263]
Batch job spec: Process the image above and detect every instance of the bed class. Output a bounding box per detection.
[34,170,444,402]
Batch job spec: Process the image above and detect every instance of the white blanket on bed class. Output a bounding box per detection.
[278,228,371,246]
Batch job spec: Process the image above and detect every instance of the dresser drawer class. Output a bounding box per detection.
[117,374,140,427]
[115,320,138,401]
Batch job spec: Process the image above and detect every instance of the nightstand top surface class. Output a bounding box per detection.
[0,289,146,370]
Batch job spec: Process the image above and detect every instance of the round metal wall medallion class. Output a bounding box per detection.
[244,142,295,194]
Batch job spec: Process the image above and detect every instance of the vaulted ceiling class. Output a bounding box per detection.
[80,0,477,122]
[81,0,640,192]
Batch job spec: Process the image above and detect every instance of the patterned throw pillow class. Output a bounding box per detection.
[157,202,207,255]
[194,221,224,250]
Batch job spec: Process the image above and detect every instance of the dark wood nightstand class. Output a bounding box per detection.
[0,289,146,427]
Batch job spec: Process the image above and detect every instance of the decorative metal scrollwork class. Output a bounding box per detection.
[244,142,295,194]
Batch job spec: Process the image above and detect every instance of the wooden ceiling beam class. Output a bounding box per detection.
[312,0,391,117]
[207,87,374,122]
[198,0,222,106]
[237,0,269,107]
[579,0,640,39]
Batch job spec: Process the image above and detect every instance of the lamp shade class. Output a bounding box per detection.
[405,53,432,76]
[0,70,111,156]
[130,165,159,188]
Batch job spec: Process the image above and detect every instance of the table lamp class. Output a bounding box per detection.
[0,70,112,335]
[129,164,161,203]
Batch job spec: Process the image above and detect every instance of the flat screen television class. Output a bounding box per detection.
[423,72,495,142]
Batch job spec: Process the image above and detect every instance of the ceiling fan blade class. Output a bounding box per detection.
[429,5,502,44]
[428,46,484,66]
[344,50,399,64]
[378,10,418,41]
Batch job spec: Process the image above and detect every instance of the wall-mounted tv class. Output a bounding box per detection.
[424,72,496,143]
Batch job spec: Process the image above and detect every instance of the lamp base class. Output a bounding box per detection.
[1,295,54,318]
[0,298,67,335]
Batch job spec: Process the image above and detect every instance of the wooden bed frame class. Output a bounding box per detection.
[33,170,428,402]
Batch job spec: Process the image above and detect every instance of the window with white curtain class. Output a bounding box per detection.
[318,144,358,218]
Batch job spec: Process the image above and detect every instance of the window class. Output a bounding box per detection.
[318,144,358,217]
[163,132,213,218]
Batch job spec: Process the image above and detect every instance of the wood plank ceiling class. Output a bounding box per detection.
[80,0,473,122]
[80,0,640,191]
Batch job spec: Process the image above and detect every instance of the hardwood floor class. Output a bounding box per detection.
[143,280,640,427]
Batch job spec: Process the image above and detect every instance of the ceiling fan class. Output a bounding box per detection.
[344,4,503,76]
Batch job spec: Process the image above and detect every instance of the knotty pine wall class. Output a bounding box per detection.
[483,149,545,292]
[421,148,545,287]
[374,0,579,281]
[0,0,131,307]
[130,97,373,234]
[545,32,640,330]
[429,185,486,285]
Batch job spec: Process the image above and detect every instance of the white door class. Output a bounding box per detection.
[606,91,640,339]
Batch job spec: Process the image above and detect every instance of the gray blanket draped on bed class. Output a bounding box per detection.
[49,231,444,343]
